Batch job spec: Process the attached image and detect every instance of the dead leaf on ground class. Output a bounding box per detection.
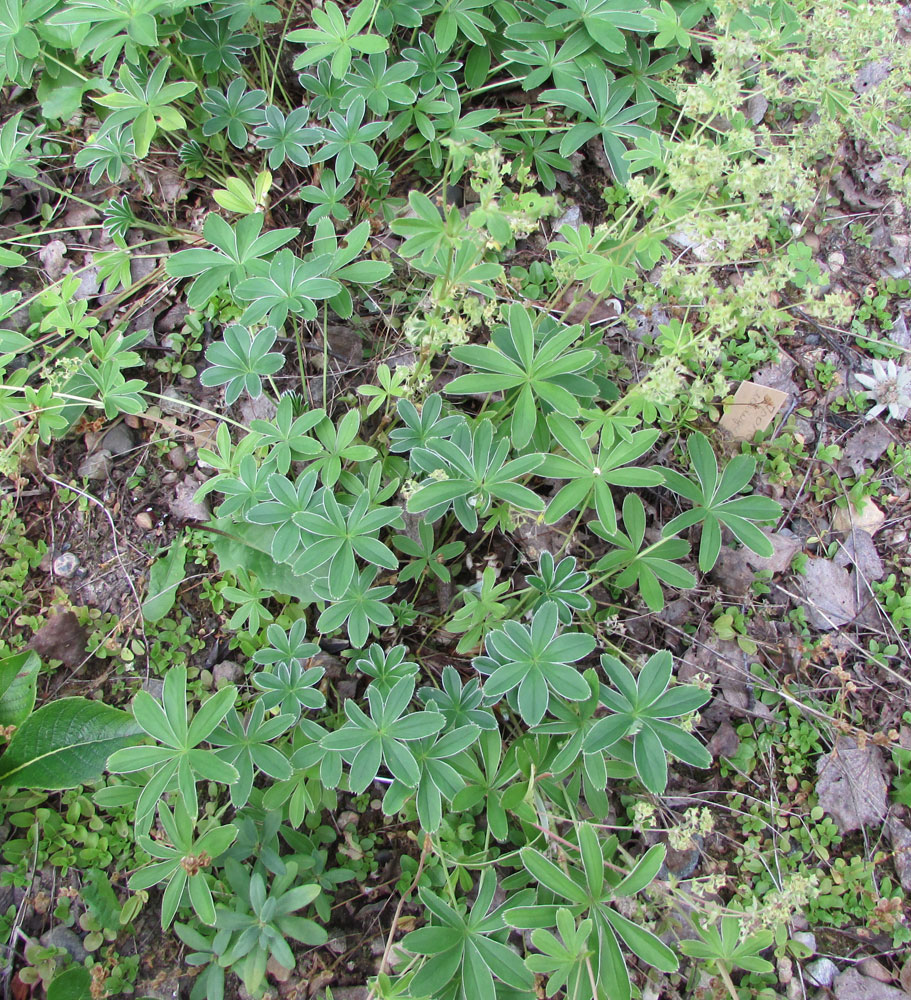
[28,611,88,668]
[797,557,857,629]
[168,477,210,522]
[886,818,911,892]
[839,422,893,477]
[834,530,884,581]
[816,737,887,834]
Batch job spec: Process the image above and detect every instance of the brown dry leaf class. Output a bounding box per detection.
[839,422,893,477]
[900,956,911,995]
[886,818,911,892]
[798,557,857,629]
[28,611,88,668]
[816,737,887,834]
[834,530,885,582]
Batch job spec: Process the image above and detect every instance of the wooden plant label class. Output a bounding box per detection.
[720,381,788,440]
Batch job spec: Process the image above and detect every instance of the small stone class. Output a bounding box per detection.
[101,424,135,457]
[792,931,816,954]
[326,935,348,955]
[28,611,88,668]
[827,251,845,271]
[856,959,893,983]
[77,450,112,480]
[212,660,243,687]
[159,387,191,417]
[834,968,908,1000]
[168,446,188,471]
[266,954,293,982]
[554,205,582,232]
[805,958,838,988]
[40,926,88,963]
[135,512,153,531]
[53,552,79,578]
[142,677,163,699]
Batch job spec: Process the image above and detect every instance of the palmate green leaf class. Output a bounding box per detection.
[320,676,444,791]
[179,15,256,73]
[93,59,195,159]
[405,869,535,1000]
[661,431,783,572]
[202,79,266,147]
[526,550,592,623]
[592,492,696,612]
[200,324,285,405]
[447,304,598,448]
[288,0,388,78]
[540,414,662,532]
[107,666,238,829]
[235,249,341,327]
[408,418,545,532]
[680,915,774,975]
[474,601,595,726]
[311,96,389,183]
[166,211,299,309]
[508,824,675,1000]
[583,651,710,793]
[431,0,494,52]
[253,105,322,168]
[542,64,655,183]
[315,565,395,649]
[293,489,401,598]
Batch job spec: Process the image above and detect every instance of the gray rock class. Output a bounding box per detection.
[77,449,112,480]
[40,925,87,962]
[212,660,243,687]
[555,205,582,232]
[73,266,100,301]
[159,387,191,417]
[792,931,816,954]
[142,677,164,699]
[101,424,134,457]
[834,968,907,1000]
[806,958,839,988]
[52,552,79,578]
